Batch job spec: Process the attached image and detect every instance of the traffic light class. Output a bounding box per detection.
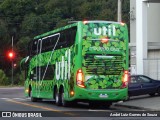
[13,63,17,68]
[7,51,15,60]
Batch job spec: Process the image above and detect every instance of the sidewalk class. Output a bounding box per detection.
[114,95,160,111]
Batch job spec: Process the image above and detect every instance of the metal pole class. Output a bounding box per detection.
[157,60,158,80]
[118,0,122,22]
[11,60,13,85]
[11,36,14,86]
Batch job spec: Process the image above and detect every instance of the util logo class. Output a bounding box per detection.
[94,25,116,36]
[55,49,71,80]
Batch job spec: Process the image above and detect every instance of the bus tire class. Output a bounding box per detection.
[30,90,37,102]
[31,97,37,102]
[61,90,70,107]
[55,89,61,106]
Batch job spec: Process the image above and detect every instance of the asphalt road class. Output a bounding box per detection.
[0,87,159,120]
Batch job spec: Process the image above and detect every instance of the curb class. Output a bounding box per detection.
[114,103,157,111]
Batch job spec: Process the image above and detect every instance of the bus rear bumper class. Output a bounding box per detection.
[72,86,128,102]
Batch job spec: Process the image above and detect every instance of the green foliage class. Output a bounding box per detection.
[0,19,7,36]
[16,36,30,55]
[14,72,25,85]
[0,0,130,85]
[0,69,9,85]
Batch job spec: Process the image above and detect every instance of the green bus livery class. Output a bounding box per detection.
[21,21,129,107]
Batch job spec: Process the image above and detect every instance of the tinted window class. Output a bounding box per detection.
[139,76,151,83]
[30,65,54,81]
[41,35,59,53]
[29,39,39,56]
[130,77,137,83]
[29,26,77,55]
[41,65,54,80]
[56,27,77,50]
[29,67,38,81]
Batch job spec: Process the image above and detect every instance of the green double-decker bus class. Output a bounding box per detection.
[21,20,129,107]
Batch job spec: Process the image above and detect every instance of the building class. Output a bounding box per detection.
[130,0,160,79]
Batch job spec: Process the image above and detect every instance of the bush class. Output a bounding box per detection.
[14,71,25,86]
[0,69,9,86]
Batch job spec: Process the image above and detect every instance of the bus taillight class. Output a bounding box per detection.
[76,69,85,88]
[122,70,128,88]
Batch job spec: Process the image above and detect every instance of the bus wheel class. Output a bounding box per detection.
[61,90,70,107]
[55,89,61,106]
[31,97,37,102]
[30,91,37,102]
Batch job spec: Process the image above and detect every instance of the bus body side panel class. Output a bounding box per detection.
[24,23,79,100]
[26,47,75,99]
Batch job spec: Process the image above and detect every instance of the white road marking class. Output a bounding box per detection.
[0,98,28,101]
[12,98,26,100]
[0,98,10,100]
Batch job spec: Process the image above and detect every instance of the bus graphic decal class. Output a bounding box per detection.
[94,25,116,36]
[55,49,71,80]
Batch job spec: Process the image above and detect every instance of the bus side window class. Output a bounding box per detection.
[56,31,66,49]
[41,65,55,80]
[31,39,38,56]
[41,35,58,53]
[50,36,58,50]
[41,26,77,52]
[29,71,34,80]
[56,27,77,49]
[67,27,77,47]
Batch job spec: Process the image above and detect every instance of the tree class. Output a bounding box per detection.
[0,69,9,85]
[0,0,130,84]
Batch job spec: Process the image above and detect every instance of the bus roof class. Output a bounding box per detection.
[34,22,78,40]
[34,20,125,40]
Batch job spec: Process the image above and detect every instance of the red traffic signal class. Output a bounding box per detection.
[7,51,15,59]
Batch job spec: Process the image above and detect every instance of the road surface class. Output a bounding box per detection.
[0,87,159,120]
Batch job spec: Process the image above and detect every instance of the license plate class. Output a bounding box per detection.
[99,94,108,98]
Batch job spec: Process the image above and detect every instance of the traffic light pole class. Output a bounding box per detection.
[11,60,13,86]
[11,36,14,86]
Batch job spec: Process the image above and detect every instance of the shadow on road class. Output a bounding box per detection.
[127,94,160,101]
[36,100,117,110]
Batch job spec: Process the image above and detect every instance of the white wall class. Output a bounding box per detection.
[148,3,160,43]
[130,0,136,75]
[130,0,160,77]
[130,0,136,44]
